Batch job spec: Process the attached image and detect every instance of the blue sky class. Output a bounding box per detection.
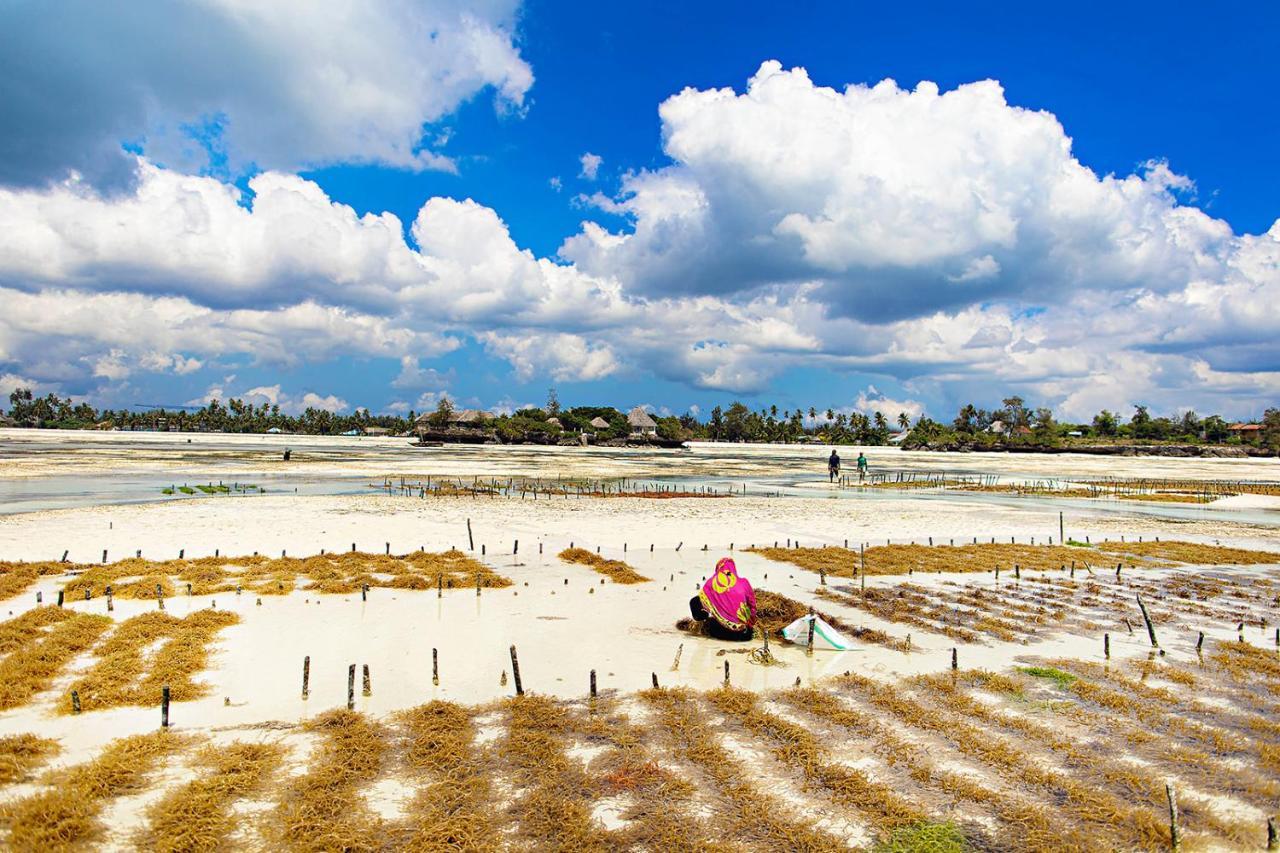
[1,1,1277,422]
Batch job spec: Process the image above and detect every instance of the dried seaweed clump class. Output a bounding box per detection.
[0,734,59,784]
[1099,540,1280,566]
[138,741,284,852]
[64,609,240,713]
[749,542,1098,577]
[271,709,388,851]
[557,548,650,584]
[708,687,924,833]
[501,694,611,849]
[641,688,844,852]
[0,608,112,710]
[398,701,498,850]
[2,730,182,851]
[0,561,63,600]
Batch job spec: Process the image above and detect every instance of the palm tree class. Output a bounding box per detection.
[897,412,910,430]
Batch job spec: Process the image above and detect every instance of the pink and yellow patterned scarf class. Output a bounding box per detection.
[698,557,757,632]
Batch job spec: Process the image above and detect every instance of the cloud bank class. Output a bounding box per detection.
[0,60,1276,419]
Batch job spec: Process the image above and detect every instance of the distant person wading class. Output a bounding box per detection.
[828,449,841,482]
[857,452,868,482]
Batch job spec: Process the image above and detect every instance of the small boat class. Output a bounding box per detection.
[410,440,444,448]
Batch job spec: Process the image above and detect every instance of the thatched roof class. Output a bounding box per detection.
[415,408,487,426]
[546,417,562,428]
[589,416,610,429]
[627,407,657,428]
[362,426,391,436]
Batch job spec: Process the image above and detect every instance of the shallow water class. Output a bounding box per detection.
[2,429,1278,526]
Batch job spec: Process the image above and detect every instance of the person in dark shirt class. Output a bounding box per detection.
[828,449,841,482]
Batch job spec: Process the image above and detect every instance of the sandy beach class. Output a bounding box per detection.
[1,432,1278,849]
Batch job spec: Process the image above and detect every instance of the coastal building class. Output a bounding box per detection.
[450,409,489,426]
[589,416,610,430]
[627,406,657,436]
[413,409,489,431]
[362,426,391,436]
[1228,423,1262,443]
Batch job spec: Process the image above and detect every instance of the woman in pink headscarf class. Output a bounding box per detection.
[688,557,757,641]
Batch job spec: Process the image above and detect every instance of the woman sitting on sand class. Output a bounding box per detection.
[688,557,757,641]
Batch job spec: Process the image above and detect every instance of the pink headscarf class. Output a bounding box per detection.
[698,557,757,632]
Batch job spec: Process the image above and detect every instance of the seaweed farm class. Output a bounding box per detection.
[0,436,1278,849]
[0,532,1277,849]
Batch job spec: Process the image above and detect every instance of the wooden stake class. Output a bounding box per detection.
[302,656,310,699]
[672,643,683,671]
[432,648,439,685]
[467,519,474,551]
[57,590,64,607]
[362,664,372,696]
[1136,594,1160,650]
[1104,633,1110,658]
[1266,816,1277,851]
[1166,783,1181,851]
[651,672,659,689]
[951,648,958,670]
[347,664,356,709]
[71,690,81,714]
[806,608,815,656]
[161,685,171,728]
[1196,631,1204,654]
[723,659,729,685]
[590,669,597,697]
[509,645,524,696]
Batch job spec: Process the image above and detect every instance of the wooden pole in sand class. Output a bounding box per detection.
[161,686,171,728]
[347,665,356,710]
[1104,633,1110,659]
[651,672,659,689]
[467,519,474,551]
[302,656,310,699]
[509,645,524,696]
[57,590,64,607]
[590,669,597,698]
[432,648,439,685]
[1166,783,1181,851]
[1267,816,1277,851]
[724,659,730,685]
[951,648,958,670]
[71,690,81,714]
[1136,594,1160,650]
[807,608,815,656]
[362,664,372,696]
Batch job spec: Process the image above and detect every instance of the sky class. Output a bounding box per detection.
[0,1,1277,423]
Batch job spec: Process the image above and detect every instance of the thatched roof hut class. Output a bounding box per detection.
[589,416,610,430]
[627,406,657,435]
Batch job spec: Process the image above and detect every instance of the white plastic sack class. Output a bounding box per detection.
[781,614,856,650]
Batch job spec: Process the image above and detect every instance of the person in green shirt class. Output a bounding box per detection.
[856,452,868,481]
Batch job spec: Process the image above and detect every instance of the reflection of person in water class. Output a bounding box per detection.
[688,557,757,641]
[828,449,841,483]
